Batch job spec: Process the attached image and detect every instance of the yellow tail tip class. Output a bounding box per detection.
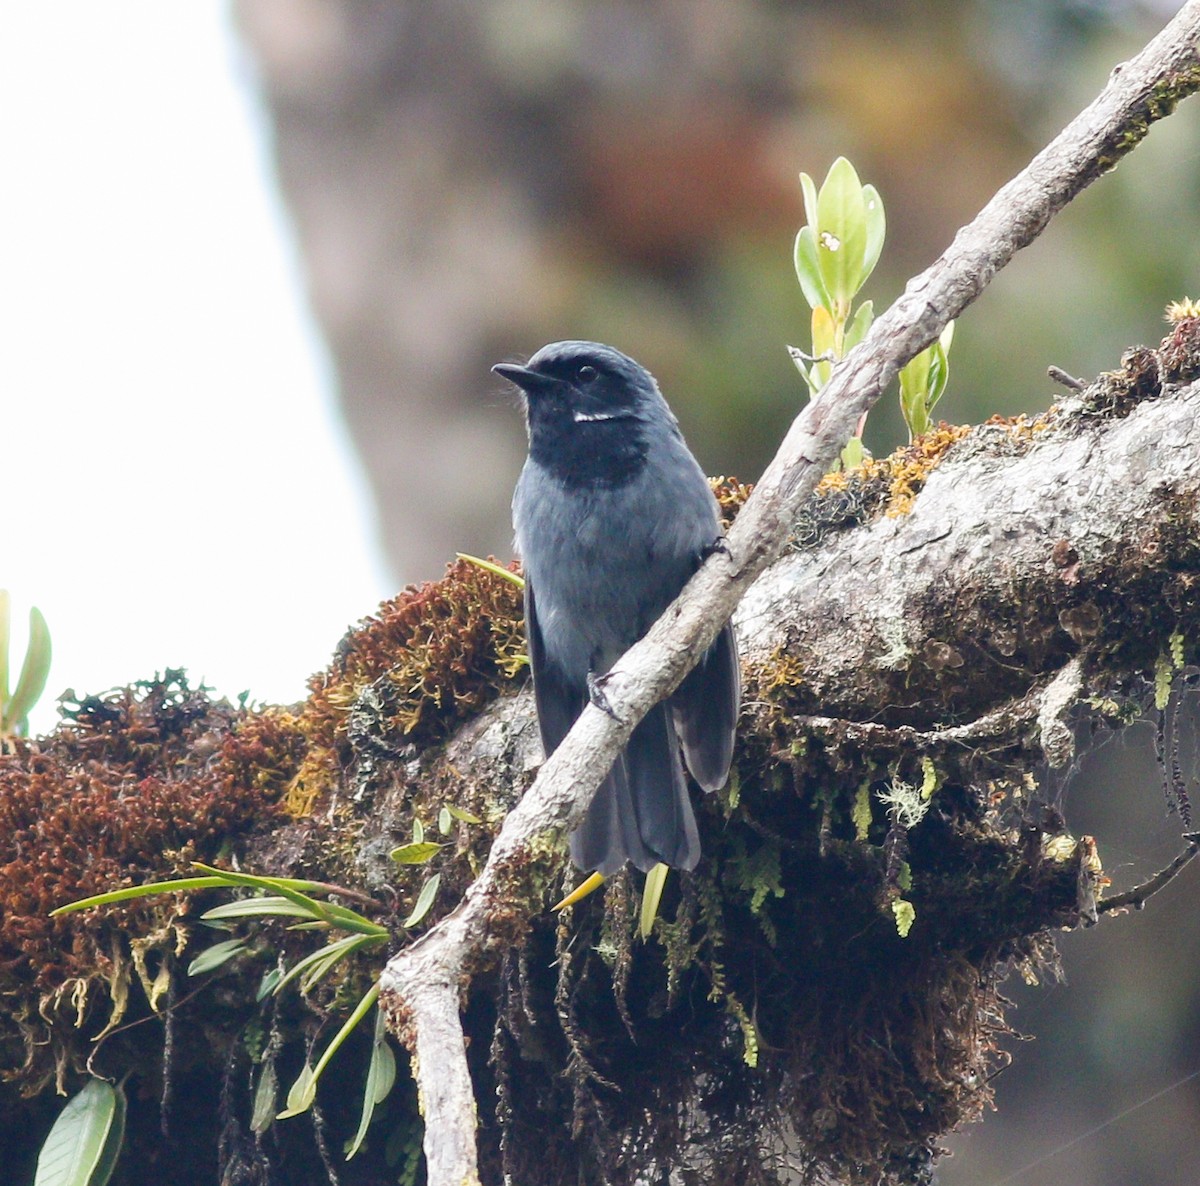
[553,871,606,912]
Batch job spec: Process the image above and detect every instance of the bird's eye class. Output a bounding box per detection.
[576,364,598,384]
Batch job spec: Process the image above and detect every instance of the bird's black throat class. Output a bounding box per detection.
[529,412,649,489]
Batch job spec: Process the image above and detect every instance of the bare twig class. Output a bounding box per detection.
[381,8,1200,1184]
[1047,365,1087,392]
[1097,842,1200,914]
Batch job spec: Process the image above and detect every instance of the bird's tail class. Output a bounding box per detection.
[569,702,699,876]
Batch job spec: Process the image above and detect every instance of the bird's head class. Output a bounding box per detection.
[495,341,674,485]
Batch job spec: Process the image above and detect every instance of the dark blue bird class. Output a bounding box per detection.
[495,341,739,875]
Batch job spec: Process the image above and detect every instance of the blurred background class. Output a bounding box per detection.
[4,2,1199,1183]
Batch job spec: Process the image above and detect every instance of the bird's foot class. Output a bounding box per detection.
[587,671,624,722]
[701,534,732,562]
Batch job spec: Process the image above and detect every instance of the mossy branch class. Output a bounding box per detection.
[378,8,1200,1186]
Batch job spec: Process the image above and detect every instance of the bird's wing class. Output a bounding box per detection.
[525,579,584,757]
[671,620,740,792]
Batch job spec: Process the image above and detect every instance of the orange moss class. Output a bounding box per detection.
[710,475,754,523]
[292,559,527,815]
[0,674,291,1086]
[815,422,973,517]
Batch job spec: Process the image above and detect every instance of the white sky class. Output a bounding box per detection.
[0,4,390,734]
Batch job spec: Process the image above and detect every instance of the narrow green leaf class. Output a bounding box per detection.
[202,896,319,921]
[187,938,247,977]
[799,170,819,231]
[844,299,874,353]
[345,1007,398,1160]
[390,842,443,866]
[437,806,451,835]
[899,345,935,441]
[5,606,52,735]
[454,553,525,588]
[444,805,482,825]
[190,864,388,937]
[34,1077,125,1186]
[639,863,670,939]
[402,874,440,929]
[274,934,372,996]
[412,818,424,845]
[793,227,829,312]
[860,183,886,289]
[257,967,283,1002]
[51,876,233,917]
[927,341,950,411]
[250,1061,278,1134]
[815,157,868,309]
[278,982,381,1120]
[299,936,378,996]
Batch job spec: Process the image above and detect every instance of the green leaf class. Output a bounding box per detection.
[899,346,935,441]
[4,605,52,735]
[840,436,866,470]
[256,967,283,1002]
[279,982,381,1120]
[412,818,424,845]
[190,864,388,937]
[345,1007,398,1160]
[639,863,670,939]
[250,1059,278,1134]
[187,938,247,977]
[437,806,451,835]
[844,299,874,353]
[444,804,482,825]
[51,876,234,917]
[799,170,819,231]
[454,552,525,588]
[389,842,444,865]
[815,157,868,310]
[279,1062,317,1120]
[34,1077,126,1186]
[402,874,440,929]
[860,183,886,290]
[274,934,376,997]
[793,226,829,312]
[202,896,319,921]
[892,898,916,938]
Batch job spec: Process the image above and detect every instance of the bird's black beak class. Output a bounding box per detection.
[492,363,558,396]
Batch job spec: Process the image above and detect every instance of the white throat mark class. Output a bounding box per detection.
[573,409,629,423]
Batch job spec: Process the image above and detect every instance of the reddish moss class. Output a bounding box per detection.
[303,557,526,766]
[0,674,292,1086]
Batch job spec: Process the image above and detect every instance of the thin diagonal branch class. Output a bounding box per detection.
[1098,841,1200,915]
[381,8,1200,1184]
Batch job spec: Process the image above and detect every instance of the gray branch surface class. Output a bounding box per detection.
[381,7,1200,1184]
